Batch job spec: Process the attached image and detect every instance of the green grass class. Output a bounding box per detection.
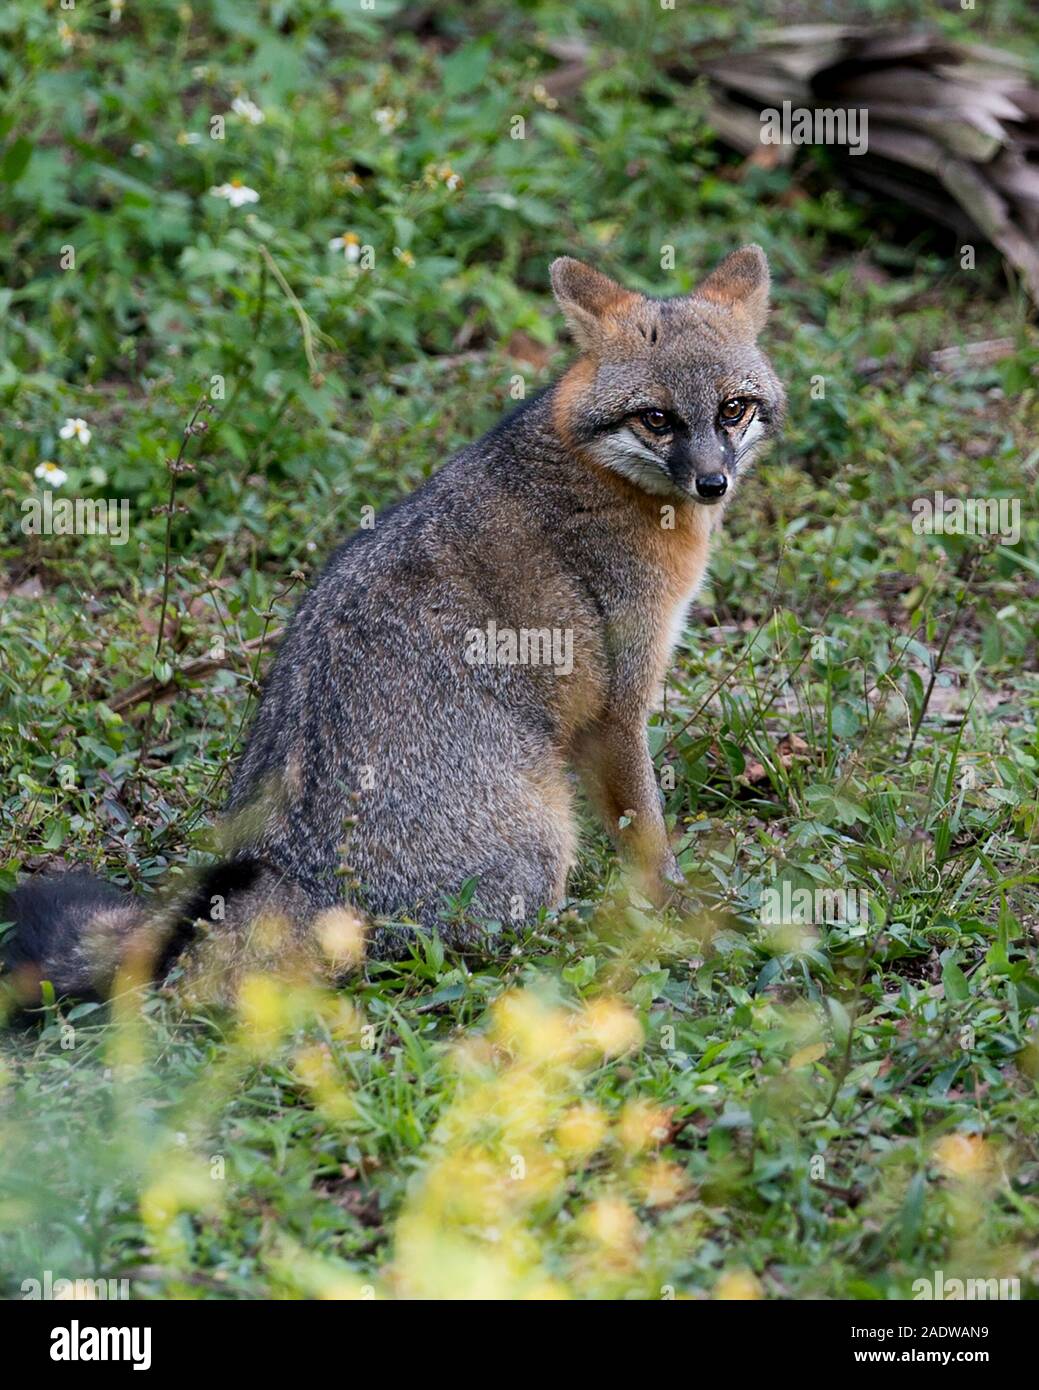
[1,0,1038,1300]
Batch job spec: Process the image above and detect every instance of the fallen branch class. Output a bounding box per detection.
[672,24,1039,306]
[856,335,1018,377]
[107,630,284,714]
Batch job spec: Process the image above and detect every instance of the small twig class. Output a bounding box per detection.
[132,396,211,797]
[107,630,284,713]
[154,397,209,662]
[903,553,982,763]
[178,572,304,838]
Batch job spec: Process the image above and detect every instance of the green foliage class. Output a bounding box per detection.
[1,0,1038,1300]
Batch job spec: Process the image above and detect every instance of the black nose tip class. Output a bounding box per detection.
[695,473,728,499]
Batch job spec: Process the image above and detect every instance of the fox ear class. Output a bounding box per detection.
[693,245,771,337]
[550,257,633,351]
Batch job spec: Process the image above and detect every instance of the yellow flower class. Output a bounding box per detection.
[520,1278,571,1300]
[580,998,643,1057]
[714,1269,763,1300]
[489,990,573,1066]
[617,1099,670,1153]
[313,905,366,965]
[934,1133,992,1179]
[238,973,287,1050]
[635,1158,687,1208]
[556,1103,608,1160]
[579,1197,640,1252]
[295,1044,355,1122]
[140,1159,220,1235]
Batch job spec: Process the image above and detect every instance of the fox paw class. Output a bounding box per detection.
[656,858,698,914]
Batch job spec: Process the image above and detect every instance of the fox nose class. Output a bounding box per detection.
[695,473,728,499]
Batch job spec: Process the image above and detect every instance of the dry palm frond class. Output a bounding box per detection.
[675,24,1039,304]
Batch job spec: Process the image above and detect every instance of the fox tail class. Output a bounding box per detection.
[1,871,149,1006]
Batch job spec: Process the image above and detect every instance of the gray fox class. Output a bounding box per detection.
[2,246,785,1005]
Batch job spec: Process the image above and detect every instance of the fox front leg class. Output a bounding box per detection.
[574,720,682,902]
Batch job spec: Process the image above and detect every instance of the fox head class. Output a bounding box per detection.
[549,246,785,504]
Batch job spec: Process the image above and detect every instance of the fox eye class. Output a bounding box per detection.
[638,409,670,434]
[719,397,748,425]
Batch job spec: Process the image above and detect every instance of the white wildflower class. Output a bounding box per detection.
[373,106,404,134]
[35,461,68,488]
[231,96,265,125]
[328,232,361,263]
[58,417,91,446]
[209,179,259,208]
